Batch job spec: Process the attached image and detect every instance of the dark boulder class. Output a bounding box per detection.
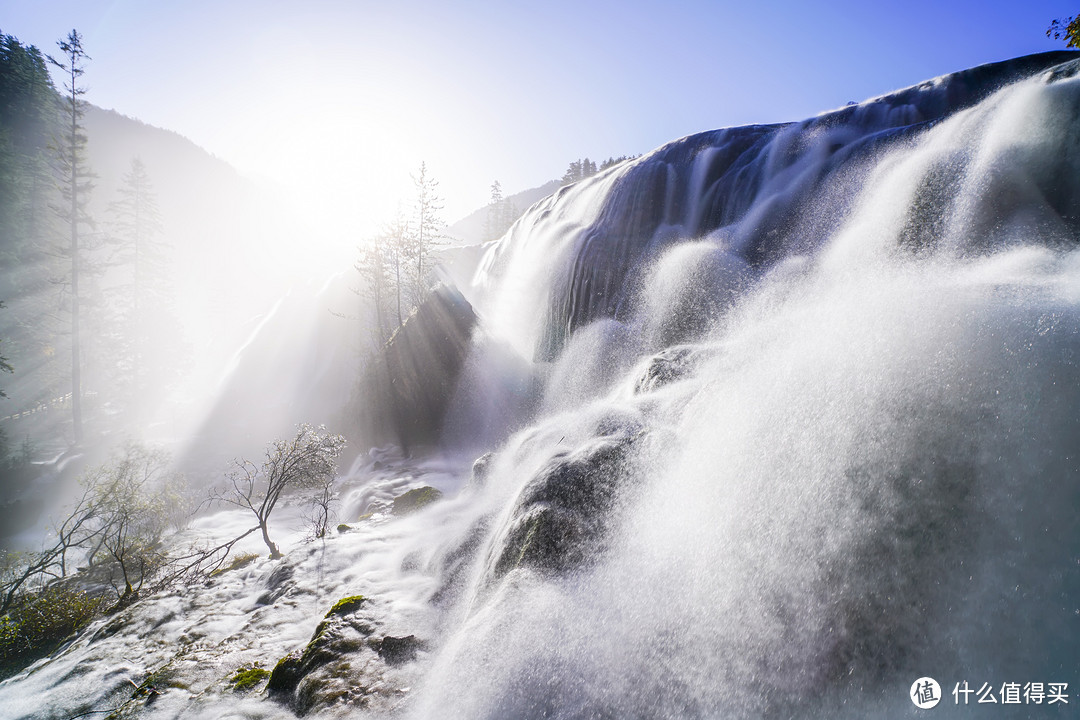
[359,283,477,451]
[489,423,646,582]
[374,635,424,665]
[633,345,700,394]
[267,594,422,715]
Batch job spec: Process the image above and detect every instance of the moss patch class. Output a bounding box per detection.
[230,664,271,692]
[325,595,366,617]
[391,486,443,515]
[210,552,259,578]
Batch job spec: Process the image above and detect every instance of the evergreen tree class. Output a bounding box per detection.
[600,155,635,171]
[0,32,56,269]
[106,157,181,419]
[560,158,600,186]
[484,179,504,241]
[356,216,409,342]
[502,196,518,237]
[561,155,636,186]
[561,160,583,185]
[47,29,94,445]
[408,162,444,306]
[484,179,518,240]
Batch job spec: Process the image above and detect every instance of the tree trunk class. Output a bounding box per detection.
[260,520,281,559]
[69,95,82,445]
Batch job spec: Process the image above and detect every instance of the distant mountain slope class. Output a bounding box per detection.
[446,180,560,245]
[83,106,296,319]
[0,92,300,464]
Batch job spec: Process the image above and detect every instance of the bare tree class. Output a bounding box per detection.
[213,424,346,559]
[79,443,182,604]
[303,474,336,540]
[0,442,184,612]
[356,217,410,336]
[0,483,100,613]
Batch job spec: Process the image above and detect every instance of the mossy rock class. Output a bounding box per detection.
[391,486,443,515]
[266,596,422,715]
[230,665,271,692]
[326,595,366,617]
[267,652,304,695]
[335,523,352,533]
[267,602,377,708]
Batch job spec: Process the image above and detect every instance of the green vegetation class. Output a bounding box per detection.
[0,32,59,426]
[0,443,185,614]
[0,584,104,679]
[1047,15,1080,47]
[230,664,271,692]
[391,486,443,515]
[326,595,366,617]
[0,32,56,269]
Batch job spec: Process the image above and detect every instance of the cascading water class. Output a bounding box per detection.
[3,51,1079,719]
[423,51,1080,719]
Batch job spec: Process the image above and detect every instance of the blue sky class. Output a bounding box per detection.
[3,0,1077,232]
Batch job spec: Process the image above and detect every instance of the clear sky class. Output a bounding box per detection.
[3,0,1077,235]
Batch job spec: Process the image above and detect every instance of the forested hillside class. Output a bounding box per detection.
[0,31,297,537]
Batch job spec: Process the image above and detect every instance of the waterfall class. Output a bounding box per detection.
[421,51,1080,718]
[3,51,1078,720]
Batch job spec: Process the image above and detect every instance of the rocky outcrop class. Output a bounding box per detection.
[359,283,477,451]
[267,595,424,716]
[488,421,647,583]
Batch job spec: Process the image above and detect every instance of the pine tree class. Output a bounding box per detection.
[600,155,635,171]
[107,157,172,418]
[0,32,56,269]
[356,216,409,342]
[501,196,518,236]
[485,180,505,241]
[484,179,519,240]
[561,160,582,186]
[47,29,93,445]
[408,162,444,306]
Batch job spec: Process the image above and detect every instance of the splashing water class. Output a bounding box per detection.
[3,52,1080,719]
